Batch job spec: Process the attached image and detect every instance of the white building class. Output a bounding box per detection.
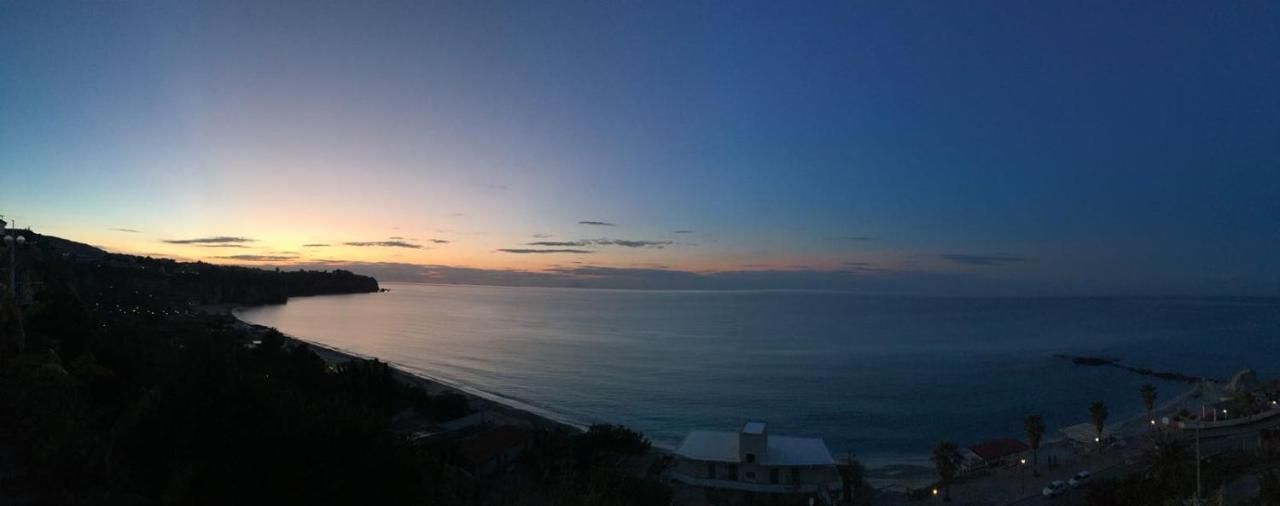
[671,421,842,498]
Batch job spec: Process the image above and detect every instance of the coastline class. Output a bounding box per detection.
[211,304,583,435]
[215,295,1222,478]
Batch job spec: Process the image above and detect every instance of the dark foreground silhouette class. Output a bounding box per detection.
[0,232,670,505]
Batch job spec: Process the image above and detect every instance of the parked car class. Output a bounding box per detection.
[1042,480,1068,497]
[1068,471,1092,488]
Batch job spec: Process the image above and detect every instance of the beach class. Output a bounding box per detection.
[217,304,581,435]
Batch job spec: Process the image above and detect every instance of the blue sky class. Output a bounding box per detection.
[1,1,1277,294]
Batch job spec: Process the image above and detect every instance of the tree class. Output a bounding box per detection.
[1259,470,1280,506]
[1024,415,1046,477]
[1140,384,1158,427]
[1089,401,1109,452]
[931,440,960,502]
[1143,429,1189,489]
[1236,391,1259,417]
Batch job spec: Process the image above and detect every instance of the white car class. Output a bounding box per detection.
[1068,471,1092,488]
[1042,480,1067,497]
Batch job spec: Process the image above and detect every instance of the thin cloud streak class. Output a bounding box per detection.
[213,254,298,261]
[525,239,673,249]
[344,241,422,249]
[497,248,594,254]
[939,254,1030,266]
[164,236,255,244]
[578,220,615,226]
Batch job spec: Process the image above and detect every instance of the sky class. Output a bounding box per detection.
[1,1,1277,295]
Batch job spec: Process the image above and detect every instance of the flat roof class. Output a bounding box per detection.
[675,430,835,466]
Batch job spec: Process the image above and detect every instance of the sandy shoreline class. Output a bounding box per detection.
[211,304,583,435]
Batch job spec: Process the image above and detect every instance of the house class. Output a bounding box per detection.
[671,421,842,499]
[455,426,533,476]
[962,438,1029,469]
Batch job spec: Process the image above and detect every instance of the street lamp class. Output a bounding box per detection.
[2,232,26,298]
[1019,458,1027,493]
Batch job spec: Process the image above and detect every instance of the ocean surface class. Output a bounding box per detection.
[236,283,1280,467]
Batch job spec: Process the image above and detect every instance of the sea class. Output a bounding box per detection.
[235,282,1280,469]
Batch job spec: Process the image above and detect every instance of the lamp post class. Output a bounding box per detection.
[1189,402,1204,505]
[1020,457,1027,494]
[3,232,26,299]
[2,231,27,355]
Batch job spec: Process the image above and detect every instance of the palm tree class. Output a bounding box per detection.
[931,440,960,502]
[1023,415,1046,477]
[1089,401,1109,452]
[1140,384,1158,427]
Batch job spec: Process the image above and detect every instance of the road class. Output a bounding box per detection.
[1011,426,1267,506]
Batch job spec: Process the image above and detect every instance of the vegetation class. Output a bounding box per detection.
[1089,401,1109,451]
[839,457,874,505]
[1085,430,1280,505]
[1023,414,1045,477]
[510,424,670,506]
[1086,430,1189,505]
[0,231,669,505]
[931,440,959,502]
[1140,383,1157,425]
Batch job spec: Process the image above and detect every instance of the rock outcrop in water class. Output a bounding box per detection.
[1056,354,1210,384]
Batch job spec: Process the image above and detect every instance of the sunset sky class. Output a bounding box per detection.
[2,1,1277,295]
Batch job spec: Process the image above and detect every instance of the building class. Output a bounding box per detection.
[961,438,1029,471]
[671,421,842,499]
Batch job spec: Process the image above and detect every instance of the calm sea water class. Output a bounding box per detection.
[235,283,1280,467]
